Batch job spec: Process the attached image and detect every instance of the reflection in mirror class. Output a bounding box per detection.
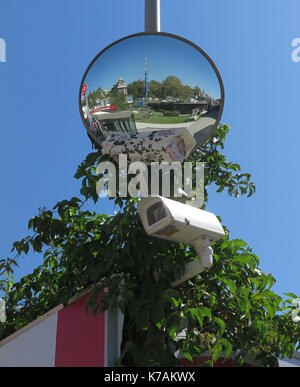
[80,33,224,163]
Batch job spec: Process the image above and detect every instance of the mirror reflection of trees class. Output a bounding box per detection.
[85,75,216,111]
[127,80,145,100]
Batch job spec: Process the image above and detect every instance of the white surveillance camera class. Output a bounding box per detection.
[137,196,225,286]
[137,196,224,246]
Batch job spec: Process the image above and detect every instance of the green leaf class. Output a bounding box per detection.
[86,152,100,166]
[187,307,211,328]
[171,297,180,308]
[284,292,298,299]
[214,317,226,336]
[220,277,237,295]
[219,338,232,361]
[32,236,42,253]
[212,341,223,363]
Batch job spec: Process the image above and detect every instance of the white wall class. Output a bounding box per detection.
[0,312,58,367]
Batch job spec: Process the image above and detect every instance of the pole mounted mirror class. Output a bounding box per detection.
[79,2,224,164]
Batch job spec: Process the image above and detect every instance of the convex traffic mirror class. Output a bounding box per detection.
[79,32,224,163]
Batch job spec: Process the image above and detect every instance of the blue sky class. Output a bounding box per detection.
[84,34,221,99]
[0,0,300,299]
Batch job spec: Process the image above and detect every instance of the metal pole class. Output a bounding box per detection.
[145,0,160,32]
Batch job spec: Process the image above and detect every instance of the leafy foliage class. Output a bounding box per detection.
[0,124,299,367]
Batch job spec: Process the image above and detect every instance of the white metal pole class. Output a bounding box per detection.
[145,0,160,32]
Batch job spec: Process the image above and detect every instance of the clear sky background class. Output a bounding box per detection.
[84,34,221,99]
[0,0,300,299]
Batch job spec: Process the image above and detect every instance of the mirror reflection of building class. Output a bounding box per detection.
[111,78,128,96]
[91,111,137,139]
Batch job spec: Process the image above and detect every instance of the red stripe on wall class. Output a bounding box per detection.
[54,294,106,367]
